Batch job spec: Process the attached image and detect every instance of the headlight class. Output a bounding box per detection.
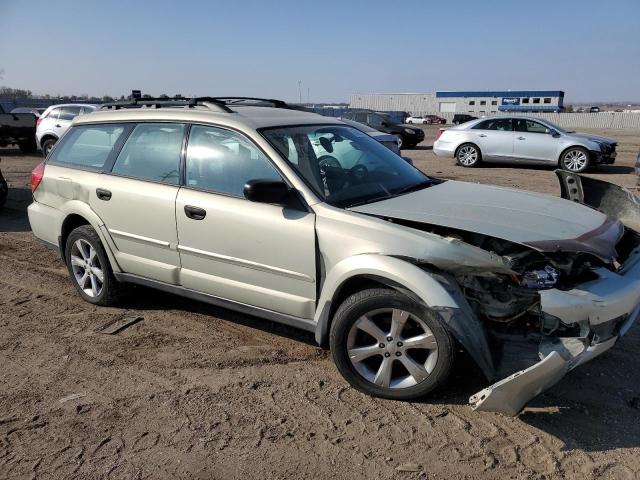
[403,128,414,134]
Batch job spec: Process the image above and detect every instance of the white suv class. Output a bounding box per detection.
[36,103,97,156]
[27,97,640,415]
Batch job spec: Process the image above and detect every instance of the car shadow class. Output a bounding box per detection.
[118,284,321,348]
[406,145,433,151]
[418,327,640,453]
[0,187,32,232]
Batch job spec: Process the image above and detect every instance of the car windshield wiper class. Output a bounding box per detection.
[392,179,433,196]
[346,194,394,208]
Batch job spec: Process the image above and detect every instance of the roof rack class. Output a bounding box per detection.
[99,96,305,113]
[99,97,234,113]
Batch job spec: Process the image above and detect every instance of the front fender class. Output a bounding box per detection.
[314,254,494,379]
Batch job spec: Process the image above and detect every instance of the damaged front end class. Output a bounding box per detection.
[468,172,640,415]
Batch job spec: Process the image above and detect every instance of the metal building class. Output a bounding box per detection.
[350,90,564,115]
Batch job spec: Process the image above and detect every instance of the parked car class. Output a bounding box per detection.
[10,107,47,117]
[28,97,640,415]
[407,115,446,125]
[452,114,477,125]
[434,116,617,172]
[589,106,601,113]
[0,157,7,210]
[636,151,640,188]
[339,118,401,154]
[341,110,424,149]
[36,104,97,156]
[0,104,38,153]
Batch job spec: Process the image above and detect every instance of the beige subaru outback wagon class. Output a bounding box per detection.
[28,97,640,415]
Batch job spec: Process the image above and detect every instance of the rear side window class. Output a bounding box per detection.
[111,123,185,185]
[48,124,126,169]
[44,108,60,120]
[58,106,82,121]
[472,118,512,131]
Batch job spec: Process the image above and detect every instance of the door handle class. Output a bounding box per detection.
[96,188,112,201]
[184,205,206,220]
[55,124,62,128]
[517,136,526,140]
[478,134,487,137]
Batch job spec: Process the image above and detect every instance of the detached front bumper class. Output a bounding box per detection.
[470,248,640,415]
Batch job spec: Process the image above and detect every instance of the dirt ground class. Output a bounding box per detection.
[1,127,639,480]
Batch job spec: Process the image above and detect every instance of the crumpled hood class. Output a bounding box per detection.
[350,181,623,260]
[568,132,617,145]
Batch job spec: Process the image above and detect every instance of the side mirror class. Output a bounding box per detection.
[402,156,414,165]
[381,121,388,128]
[243,179,292,206]
[549,129,560,137]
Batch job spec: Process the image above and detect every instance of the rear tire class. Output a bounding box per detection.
[456,143,482,167]
[65,225,124,306]
[42,138,57,158]
[560,147,590,172]
[330,288,454,401]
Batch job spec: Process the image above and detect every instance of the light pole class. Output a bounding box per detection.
[298,80,302,104]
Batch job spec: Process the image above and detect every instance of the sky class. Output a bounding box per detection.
[1,0,639,103]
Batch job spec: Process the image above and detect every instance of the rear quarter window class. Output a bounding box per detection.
[47,124,126,169]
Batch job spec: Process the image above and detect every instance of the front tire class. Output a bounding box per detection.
[456,143,482,167]
[561,147,590,172]
[65,225,123,306]
[330,288,454,401]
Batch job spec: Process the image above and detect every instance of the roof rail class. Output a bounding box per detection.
[99,97,233,113]
[99,96,306,113]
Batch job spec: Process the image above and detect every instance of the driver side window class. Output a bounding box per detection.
[185,125,281,197]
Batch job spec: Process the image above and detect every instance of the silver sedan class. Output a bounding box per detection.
[433,116,617,172]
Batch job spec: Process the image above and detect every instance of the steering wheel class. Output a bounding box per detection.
[348,164,369,183]
[318,155,342,170]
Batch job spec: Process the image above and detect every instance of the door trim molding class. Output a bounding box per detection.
[113,272,318,334]
[108,229,171,248]
[177,245,315,283]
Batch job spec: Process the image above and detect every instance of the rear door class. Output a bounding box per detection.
[470,118,514,160]
[512,119,559,163]
[175,124,317,319]
[90,123,186,284]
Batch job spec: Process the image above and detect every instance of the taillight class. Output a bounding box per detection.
[436,128,446,140]
[31,162,45,192]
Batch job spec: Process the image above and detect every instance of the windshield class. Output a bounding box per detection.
[539,119,567,134]
[262,125,430,208]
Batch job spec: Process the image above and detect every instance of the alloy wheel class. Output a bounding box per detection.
[346,308,439,389]
[563,149,588,171]
[458,145,478,166]
[70,239,104,297]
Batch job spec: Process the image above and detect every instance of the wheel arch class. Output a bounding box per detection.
[58,202,121,272]
[455,141,482,159]
[313,254,495,379]
[557,144,591,166]
[39,134,58,149]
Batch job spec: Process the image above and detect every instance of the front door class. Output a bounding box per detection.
[90,122,186,284]
[175,125,317,319]
[512,119,559,163]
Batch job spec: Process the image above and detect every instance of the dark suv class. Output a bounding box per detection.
[342,111,424,149]
[452,114,478,125]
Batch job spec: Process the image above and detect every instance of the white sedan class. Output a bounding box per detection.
[433,116,617,172]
